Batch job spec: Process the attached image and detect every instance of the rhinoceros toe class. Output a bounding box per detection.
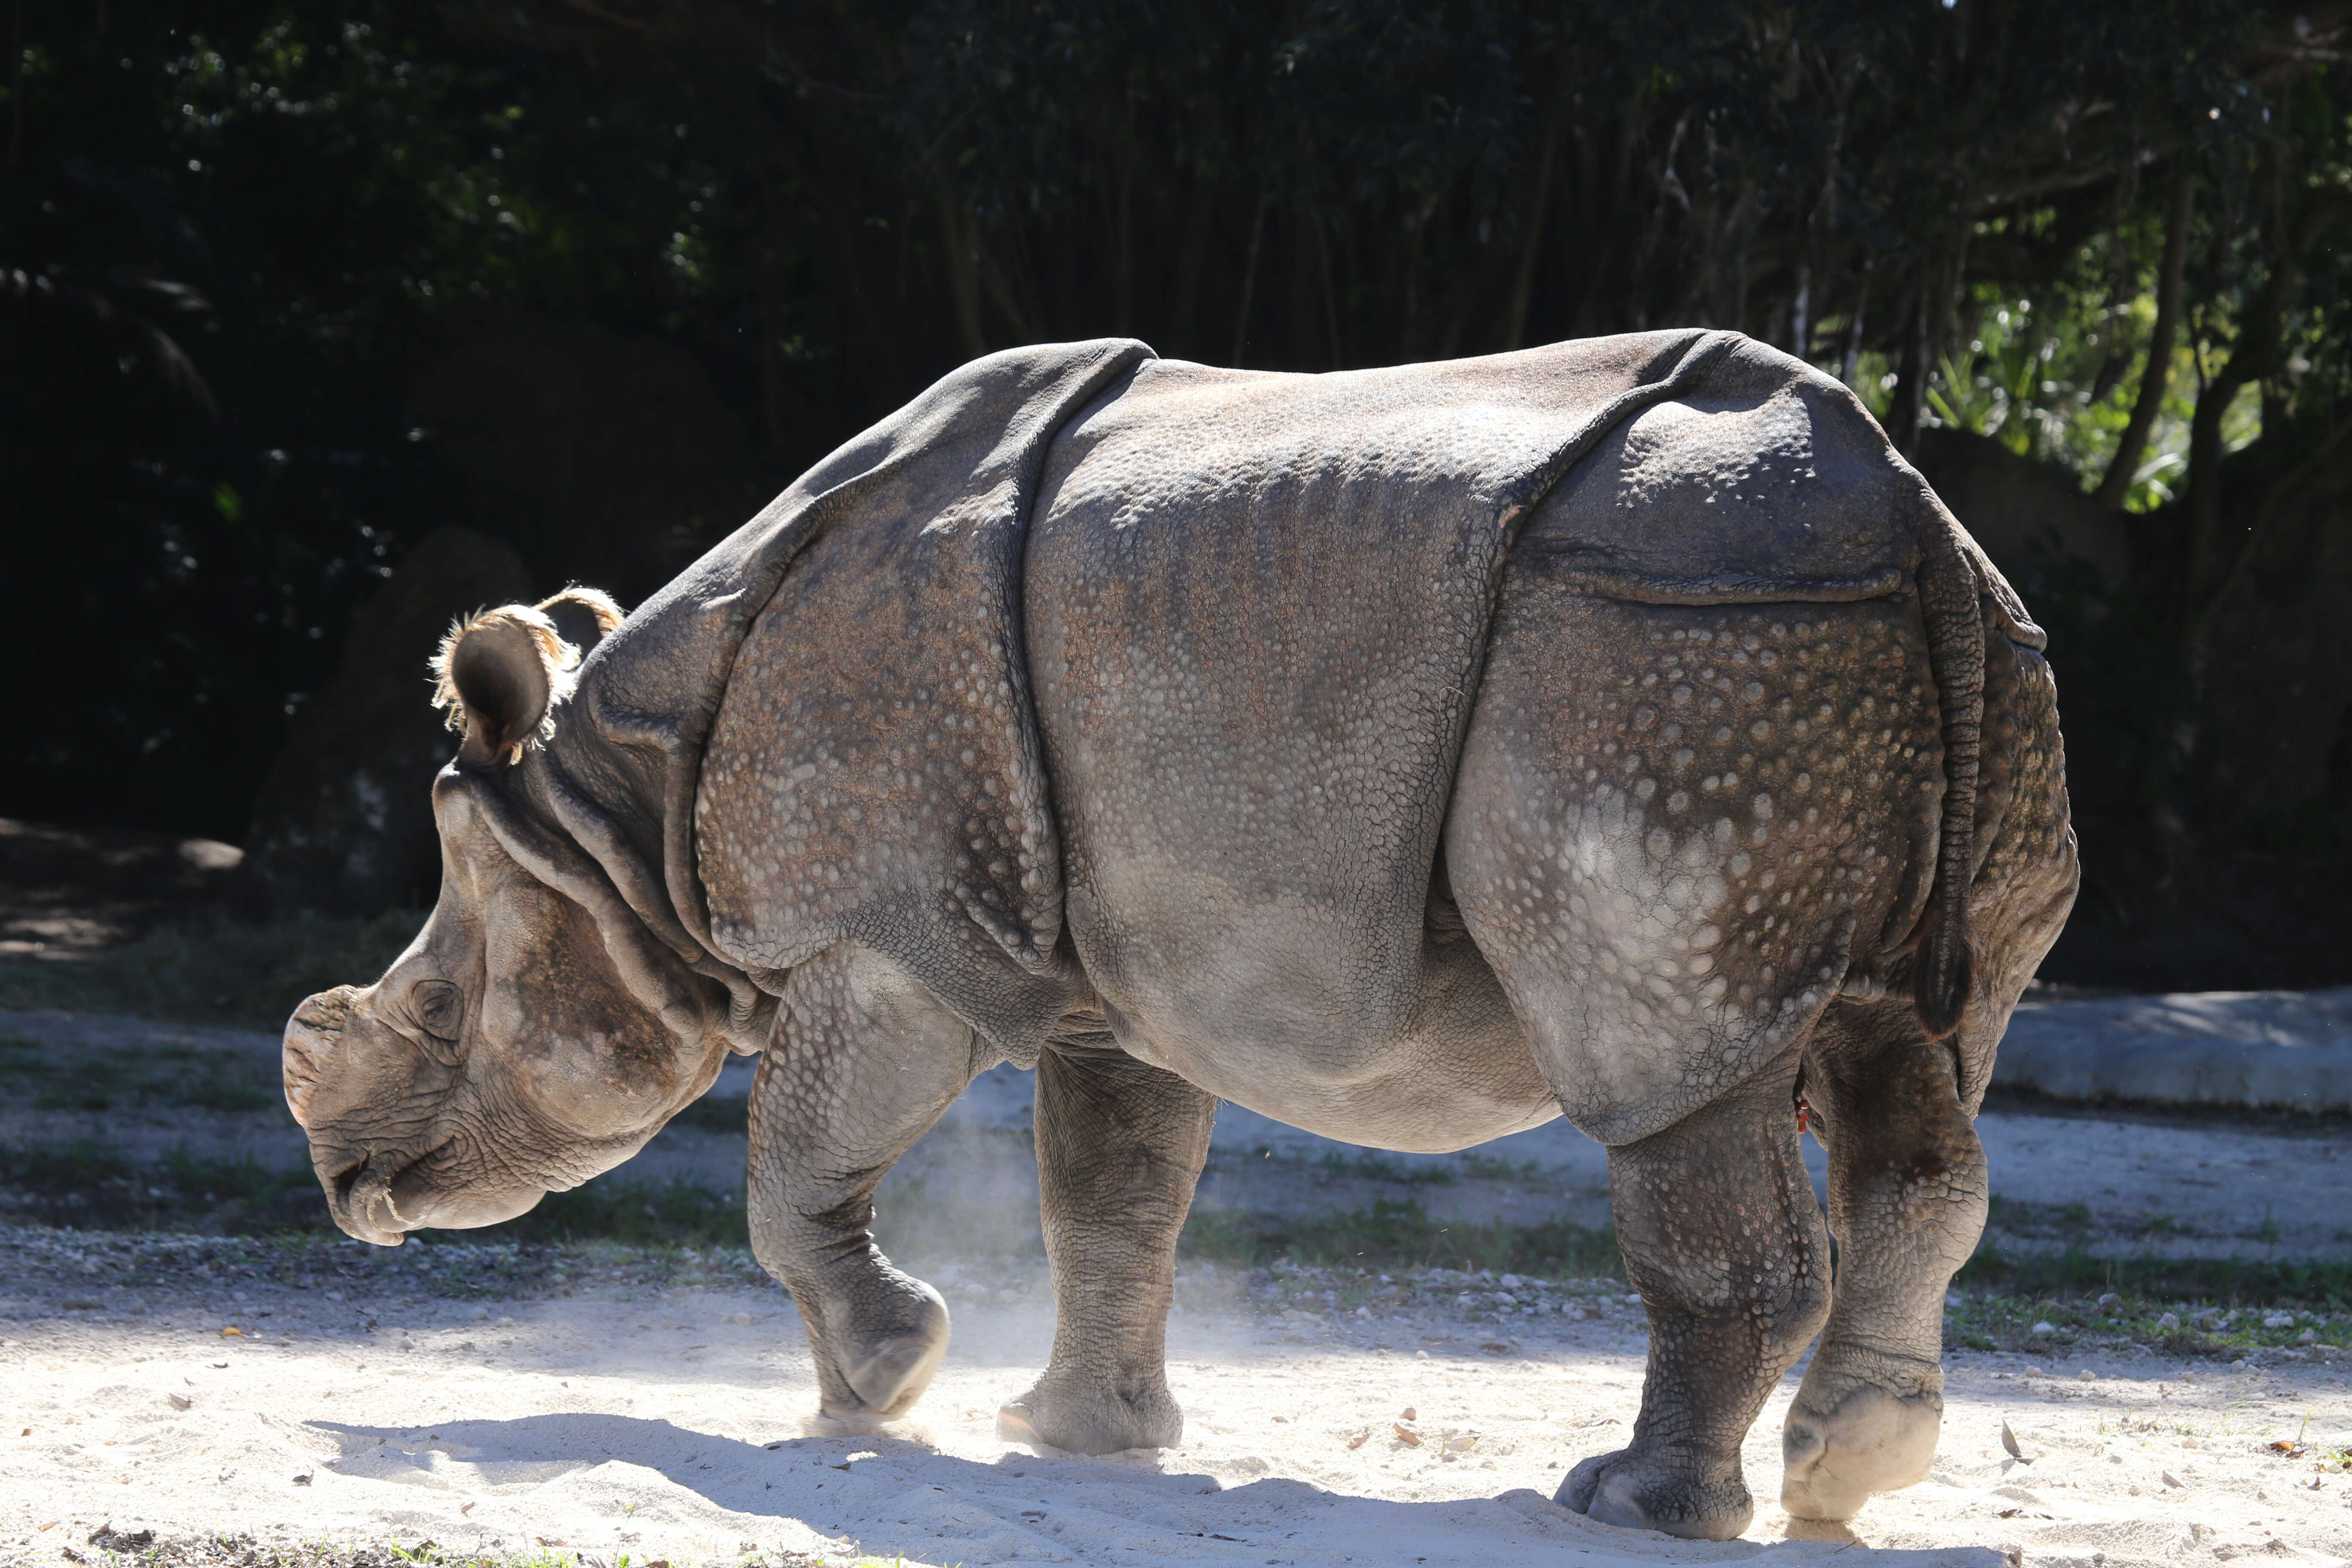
[1556,1447,1753,1541]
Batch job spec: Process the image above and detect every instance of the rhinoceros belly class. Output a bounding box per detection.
[1054,869,1562,1153]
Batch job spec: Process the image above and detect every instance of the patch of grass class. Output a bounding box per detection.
[1985,1194,2096,1235]
[1180,1197,1625,1280]
[0,908,427,1028]
[1958,1240,2352,1309]
[1455,1153,1549,1184]
[0,1032,283,1112]
[665,1090,751,1134]
[0,1140,324,1233]
[1947,1253,2352,1356]
[1313,1150,1457,1186]
[2134,1213,2194,1237]
[500,1175,750,1250]
[1188,1200,2352,1313]
[381,1540,622,1566]
[0,1138,757,1250]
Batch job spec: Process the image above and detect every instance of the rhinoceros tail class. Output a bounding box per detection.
[1912,500,1984,1041]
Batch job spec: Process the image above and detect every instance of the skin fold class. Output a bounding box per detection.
[283,331,2076,1541]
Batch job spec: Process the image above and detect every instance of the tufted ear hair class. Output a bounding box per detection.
[535,586,625,658]
[430,605,579,767]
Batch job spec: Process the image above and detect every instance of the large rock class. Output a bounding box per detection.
[407,309,766,604]
[240,527,533,915]
[2189,453,2352,826]
[1993,986,2352,1112]
[242,310,766,916]
[1911,427,2131,590]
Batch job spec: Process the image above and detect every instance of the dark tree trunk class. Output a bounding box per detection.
[2092,166,2193,511]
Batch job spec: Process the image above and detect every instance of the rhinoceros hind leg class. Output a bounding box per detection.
[1779,1001,1988,1519]
[997,1044,1214,1455]
[746,943,981,1426]
[1556,1068,1831,1541]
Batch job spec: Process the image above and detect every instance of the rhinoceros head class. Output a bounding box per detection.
[282,589,735,1246]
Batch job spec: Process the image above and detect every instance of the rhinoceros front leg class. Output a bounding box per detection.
[1560,1061,1832,1541]
[746,943,980,1430]
[996,1044,1215,1455]
[1780,1011,1987,1520]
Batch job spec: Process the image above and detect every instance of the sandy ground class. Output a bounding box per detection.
[3,1233,2352,1568]
[6,1009,2352,1565]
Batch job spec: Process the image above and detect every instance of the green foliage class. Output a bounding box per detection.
[1,0,2318,841]
[2,0,769,839]
[6,0,2351,991]
[1929,279,2265,511]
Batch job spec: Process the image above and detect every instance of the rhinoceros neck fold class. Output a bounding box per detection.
[531,338,1158,1059]
[456,753,770,1054]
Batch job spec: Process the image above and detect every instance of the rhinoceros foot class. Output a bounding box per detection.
[1556,1446,1753,1541]
[995,1378,1182,1455]
[824,1283,951,1420]
[1779,1379,1942,1521]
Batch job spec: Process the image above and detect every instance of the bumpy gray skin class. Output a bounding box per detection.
[282,331,2076,1541]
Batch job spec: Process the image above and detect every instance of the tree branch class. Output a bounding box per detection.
[2092,165,2192,511]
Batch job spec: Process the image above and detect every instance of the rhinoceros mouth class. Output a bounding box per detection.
[329,1138,548,1241]
[328,1145,442,1245]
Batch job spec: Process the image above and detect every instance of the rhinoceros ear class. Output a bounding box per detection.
[430,604,579,767]
[535,586,624,658]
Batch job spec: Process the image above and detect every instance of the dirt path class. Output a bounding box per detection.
[3,1233,2351,1568]
[6,1008,2352,1565]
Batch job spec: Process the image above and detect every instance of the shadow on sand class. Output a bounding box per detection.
[310,1412,1997,1567]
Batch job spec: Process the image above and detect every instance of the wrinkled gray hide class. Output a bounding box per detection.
[284,331,2076,1541]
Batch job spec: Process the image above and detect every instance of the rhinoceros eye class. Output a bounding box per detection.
[410,979,465,1043]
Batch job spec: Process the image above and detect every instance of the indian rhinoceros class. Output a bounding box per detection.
[281,331,2075,1540]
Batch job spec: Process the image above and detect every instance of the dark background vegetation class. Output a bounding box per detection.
[8,0,2352,989]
